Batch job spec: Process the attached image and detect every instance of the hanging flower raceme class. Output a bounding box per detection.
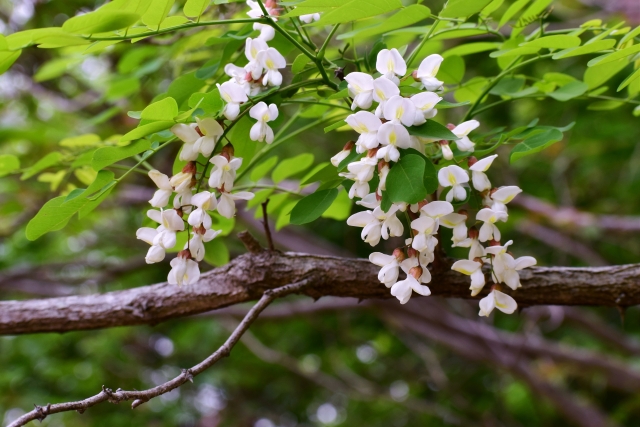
[451,259,485,296]
[485,240,537,290]
[479,289,518,316]
[249,102,279,143]
[390,264,431,304]
[346,205,404,246]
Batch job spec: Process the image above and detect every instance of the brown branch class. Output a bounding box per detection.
[261,199,276,251]
[512,194,640,232]
[2,248,640,336]
[6,280,310,427]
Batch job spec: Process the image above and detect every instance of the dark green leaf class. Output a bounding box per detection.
[386,154,427,204]
[408,121,459,141]
[92,139,151,171]
[509,128,563,163]
[290,188,339,225]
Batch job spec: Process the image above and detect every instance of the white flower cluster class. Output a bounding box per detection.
[335,48,537,316]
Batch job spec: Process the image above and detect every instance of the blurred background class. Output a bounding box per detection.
[2,0,640,426]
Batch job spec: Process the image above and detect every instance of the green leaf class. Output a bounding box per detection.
[336,4,431,40]
[290,188,338,225]
[26,171,115,240]
[62,11,140,34]
[588,43,640,67]
[141,0,175,29]
[321,190,352,220]
[106,77,141,101]
[282,0,344,17]
[120,121,174,142]
[386,154,427,204]
[314,0,403,26]
[584,58,628,90]
[618,68,640,92]
[438,55,465,85]
[437,100,471,109]
[21,152,62,180]
[490,46,540,58]
[292,54,311,74]
[547,81,588,101]
[0,50,21,75]
[499,0,529,28]
[183,0,209,18]
[520,35,581,49]
[91,139,151,171]
[60,134,101,148]
[34,58,80,82]
[327,89,349,100]
[408,121,459,141]
[440,0,493,17]
[140,97,178,121]
[0,154,20,177]
[442,42,501,58]
[166,71,206,106]
[203,238,230,266]
[552,39,616,60]
[509,128,563,163]
[301,162,339,185]
[272,153,315,183]
[588,100,624,111]
[250,156,279,182]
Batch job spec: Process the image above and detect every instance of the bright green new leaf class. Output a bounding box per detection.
[588,44,640,67]
[250,156,279,182]
[0,50,20,75]
[203,238,230,266]
[618,68,640,92]
[188,90,223,115]
[314,0,403,26]
[62,11,140,34]
[510,128,563,163]
[60,134,101,148]
[336,5,431,40]
[120,121,174,142]
[584,58,628,89]
[552,39,616,60]
[247,188,274,209]
[21,152,62,180]
[439,55,465,84]
[34,58,81,82]
[92,139,151,171]
[440,0,493,18]
[272,153,315,183]
[588,100,624,111]
[490,46,541,58]
[26,171,115,240]
[282,0,351,18]
[521,35,581,49]
[408,121,459,141]
[142,0,175,29]
[321,190,352,220]
[386,154,427,204]
[183,0,209,18]
[290,188,338,225]
[292,54,311,74]
[498,0,529,27]
[0,154,20,177]
[442,42,501,58]
[301,163,339,186]
[140,97,179,122]
[548,81,588,101]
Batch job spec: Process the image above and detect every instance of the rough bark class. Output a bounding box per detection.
[1,249,640,336]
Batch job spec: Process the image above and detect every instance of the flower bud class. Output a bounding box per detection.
[468,227,479,239]
[392,248,406,261]
[195,126,204,137]
[467,156,478,167]
[458,209,468,217]
[473,257,484,264]
[175,207,183,217]
[407,247,418,258]
[195,225,207,235]
[409,266,423,280]
[412,70,420,81]
[367,147,379,158]
[375,190,382,201]
[489,187,498,198]
[344,140,355,151]
[182,161,197,175]
[446,123,456,131]
[417,200,428,209]
[489,239,501,246]
[222,144,235,159]
[178,249,191,259]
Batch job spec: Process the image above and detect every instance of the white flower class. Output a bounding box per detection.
[469,154,497,192]
[218,81,248,120]
[455,231,486,260]
[416,54,444,91]
[209,155,243,191]
[440,142,454,160]
[419,201,454,220]
[490,186,522,212]
[346,205,404,246]
[440,213,468,244]
[217,191,255,218]
[253,23,275,41]
[369,251,401,287]
[147,170,172,208]
[376,122,411,162]
[249,102,279,143]
[438,165,469,202]
[347,157,377,183]
[245,37,268,80]
[188,191,217,229]
[383,95,416,127]
[410,216,437,252]
[451,259,485,296]
[391,262,431,304]
[138,209,185,262]
[299,13,320,23]
[479,290,517,316]
[187,228,222,261]
[173,188,192,211]
[171,118,224,161]
[476,207,508,242]
[452,120,479,152]
[331,144,352,167]
[356,192,380,209]
[485,240,537,290]
[345,111,381,153]
[169,171,193,193]
[136,228,167,263]
[372,77,400,117]
[410,92,442,126]
[258,47,286,86]
[168,254,200,286]
[225,63,250,89]
[378,161,389,191]
[345,72,374,110]
[376,48,406,85]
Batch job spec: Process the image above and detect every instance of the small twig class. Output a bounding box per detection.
[237,230,264,253]
[261,199,276,251]
[6,281,310,427]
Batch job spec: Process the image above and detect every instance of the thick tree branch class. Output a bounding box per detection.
[6,281,310,427]
[1,249,640,336]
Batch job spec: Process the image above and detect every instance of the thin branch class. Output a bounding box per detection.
[6,280,311,427]
[261,199,276,251]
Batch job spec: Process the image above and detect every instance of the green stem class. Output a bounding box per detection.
[406,18,440,66]
[318,24,340,61]
[282,99,352,111]
[116,139,175,183]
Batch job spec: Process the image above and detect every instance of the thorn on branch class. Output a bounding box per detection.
[182,368,194,383]
[261,199,276,251]
[237,230,264,254]
[33,404,50,422]
[131,399,147,409]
